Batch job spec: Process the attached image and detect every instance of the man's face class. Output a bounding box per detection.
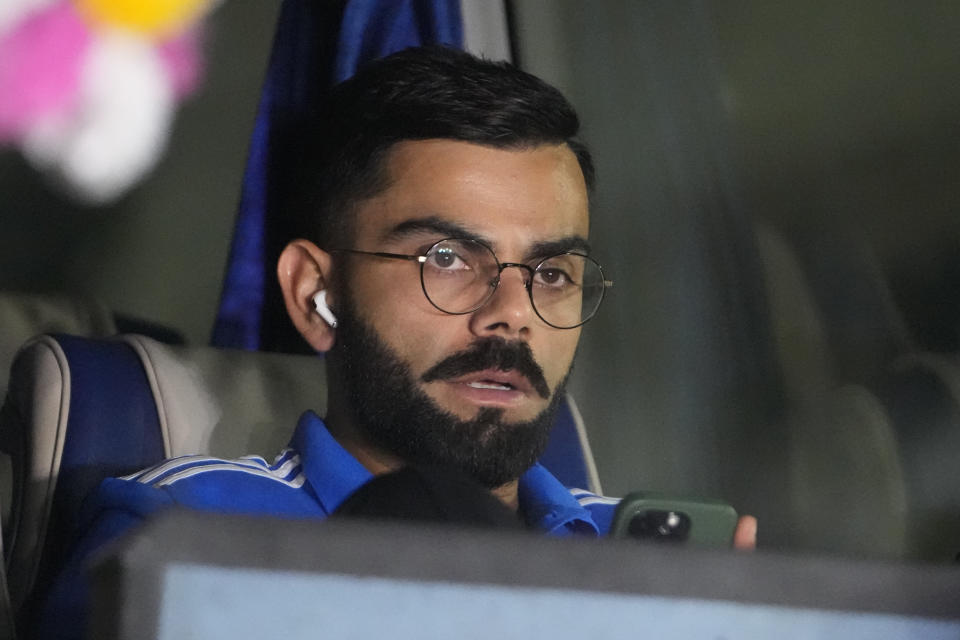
[330,139,589,485]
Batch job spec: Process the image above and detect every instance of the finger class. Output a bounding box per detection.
[733,515,757,550]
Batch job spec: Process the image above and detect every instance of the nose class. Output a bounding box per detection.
[468,264,535,339]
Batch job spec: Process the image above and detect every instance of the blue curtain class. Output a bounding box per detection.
[212,0,463,352]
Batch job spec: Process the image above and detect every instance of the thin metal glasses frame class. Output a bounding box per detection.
[332,238,612,329]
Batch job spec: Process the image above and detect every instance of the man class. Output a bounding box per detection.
[40,46,754,637]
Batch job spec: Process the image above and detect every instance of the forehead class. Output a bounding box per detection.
[352,139,590,254]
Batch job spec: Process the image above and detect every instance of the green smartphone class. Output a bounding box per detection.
[609,492,738,548]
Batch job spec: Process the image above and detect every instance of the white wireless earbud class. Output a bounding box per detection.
[312,290,339,328]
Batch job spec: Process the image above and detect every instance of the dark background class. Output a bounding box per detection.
[3,1,959,559]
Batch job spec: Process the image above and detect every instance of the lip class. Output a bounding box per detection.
[442,368,534,408]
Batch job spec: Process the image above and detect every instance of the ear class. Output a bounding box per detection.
[277,239,337,352]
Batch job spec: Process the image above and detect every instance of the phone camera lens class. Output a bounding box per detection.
[627,509,692,542]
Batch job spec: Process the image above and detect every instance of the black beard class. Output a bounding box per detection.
[329,297,567,489]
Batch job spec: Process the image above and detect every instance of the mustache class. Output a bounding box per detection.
[420,337,551,399]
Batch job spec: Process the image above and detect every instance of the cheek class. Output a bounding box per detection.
[349,263,440,327]
[535,330,580,387]
[355,280,457,370]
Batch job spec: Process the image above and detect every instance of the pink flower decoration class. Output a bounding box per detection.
[0,2,91,142]
[156,26,204,100]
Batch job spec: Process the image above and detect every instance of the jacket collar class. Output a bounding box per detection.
[294,411,599,535]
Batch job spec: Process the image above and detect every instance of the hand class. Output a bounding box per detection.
[733,515,757,550]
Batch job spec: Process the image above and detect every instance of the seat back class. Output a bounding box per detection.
[0,333,599,621]
[1,335,166,621]
[0,293,116,413]
[868,353,960,561]
[788,352,960,562]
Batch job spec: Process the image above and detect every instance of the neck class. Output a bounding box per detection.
[323,403,405,476]
[491,480,520,511]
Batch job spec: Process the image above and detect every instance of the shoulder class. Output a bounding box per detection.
[93,448,321,518]
[121,448,305,490]
[568,487,620,535]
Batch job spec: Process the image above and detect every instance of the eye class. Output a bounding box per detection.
[534,267,573,288]
[426,247,471,271]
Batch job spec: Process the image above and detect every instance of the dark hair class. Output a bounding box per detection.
[295,46,594,247]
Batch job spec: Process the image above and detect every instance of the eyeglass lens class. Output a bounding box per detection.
[420,239,605,329]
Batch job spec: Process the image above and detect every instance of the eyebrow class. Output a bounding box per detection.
[383,217,491,245]
[526,236,592,260]
[383,216,592,259]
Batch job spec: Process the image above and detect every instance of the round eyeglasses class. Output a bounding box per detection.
[333,238,612,329]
